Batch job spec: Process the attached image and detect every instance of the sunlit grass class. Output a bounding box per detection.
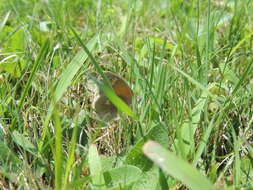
[0,0,252,189]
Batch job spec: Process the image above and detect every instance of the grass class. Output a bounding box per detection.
[0,0,253,189]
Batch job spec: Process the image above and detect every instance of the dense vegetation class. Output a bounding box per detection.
[0,0,252,189]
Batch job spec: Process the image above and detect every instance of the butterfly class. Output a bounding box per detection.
[92,71,133,121]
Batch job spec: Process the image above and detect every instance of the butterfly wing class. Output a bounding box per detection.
[106,72,133,105]
[93,95,117,121]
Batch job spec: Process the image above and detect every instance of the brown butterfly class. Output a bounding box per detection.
[93,71,133,121]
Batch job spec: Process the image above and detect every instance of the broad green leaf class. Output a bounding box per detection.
[219,63,239,84]
[88,144,106,190]
[103,165,142,188]
[68,177,90,189]
[2,27,26,52]
[143,141,216,190]
[132,167,160,190]
[12,130,36,155]
[173,91,207,158]
[240,157,253,186]
[0,56,26,78]
[100,156,117,172]
[0,141,21,166]
[125,125,168,171]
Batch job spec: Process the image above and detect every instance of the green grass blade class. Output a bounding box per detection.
[193,116,215,166]
[11,39,49,130]
[171,65,215,99]
[12,130,36,155]
[18,39,50,112]
[232,129,241,188]
[0,11,11,32]
[70,27,110,87]
[62,121,79,190]
[143,141,216,190]
[230,31,253,57]
[52,109,63,190]
[44,36,98,127]
[39,36,98,152]
[231,59,253,95]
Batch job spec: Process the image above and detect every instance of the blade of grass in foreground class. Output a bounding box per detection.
[143,141,216,190]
